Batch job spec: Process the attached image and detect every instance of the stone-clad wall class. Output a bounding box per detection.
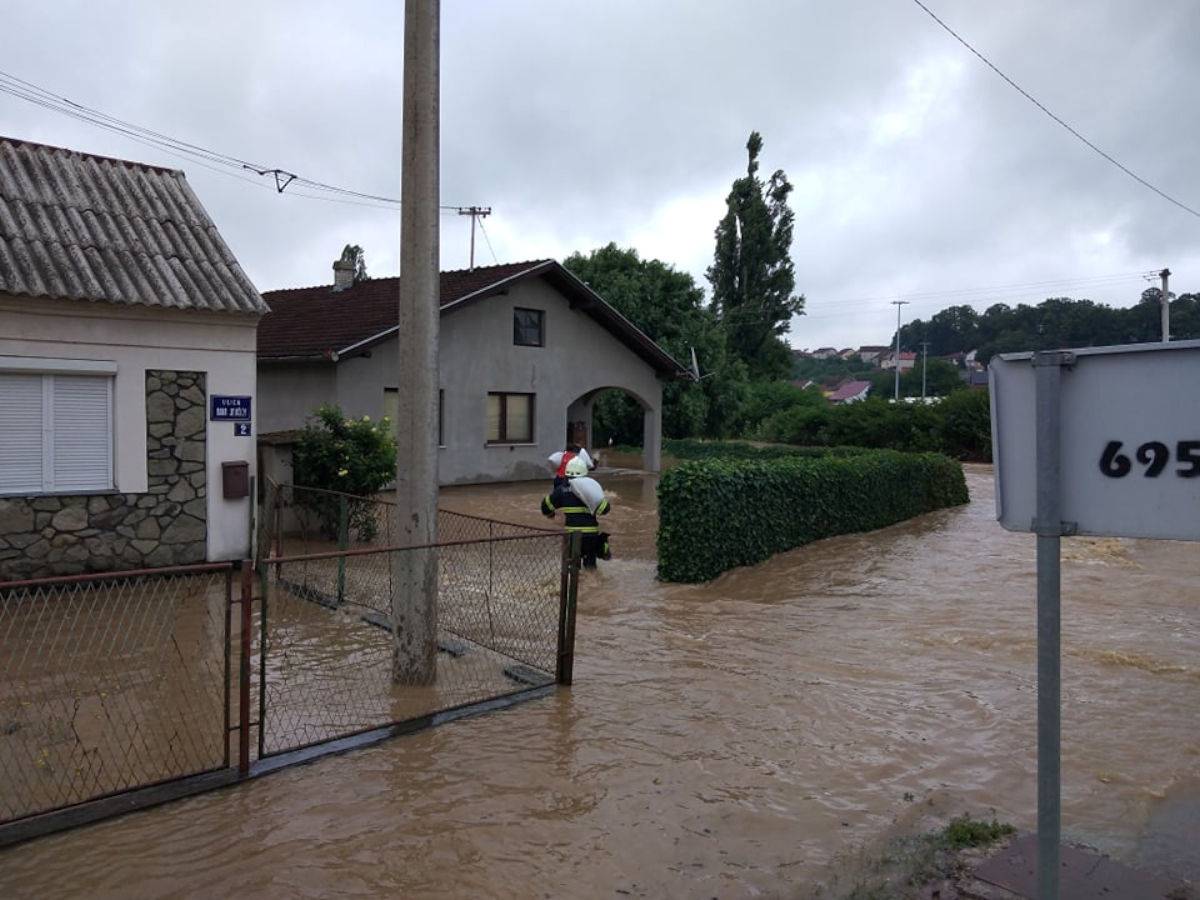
[0,371,207,581]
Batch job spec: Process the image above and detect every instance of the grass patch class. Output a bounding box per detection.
[826,814,1016,899]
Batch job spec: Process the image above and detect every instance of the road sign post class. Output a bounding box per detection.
[990,339,1200,899]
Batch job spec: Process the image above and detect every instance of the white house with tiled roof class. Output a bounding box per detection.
[0,137,267,579]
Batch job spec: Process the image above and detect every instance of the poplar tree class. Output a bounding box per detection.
[707,132,804,378]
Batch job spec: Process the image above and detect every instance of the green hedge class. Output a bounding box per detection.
[657,451,969,582]
[663,438,868,462]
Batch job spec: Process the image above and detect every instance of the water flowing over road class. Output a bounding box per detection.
[1,466,1196,897]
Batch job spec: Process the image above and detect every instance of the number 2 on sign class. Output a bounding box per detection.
[1100,441,1200,478]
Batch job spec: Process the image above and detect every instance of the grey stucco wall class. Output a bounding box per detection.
[257,362,336,433]
[256,274,666,485]
[0,371,207,580]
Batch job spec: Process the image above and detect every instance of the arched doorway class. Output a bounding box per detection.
[566,386,661,472]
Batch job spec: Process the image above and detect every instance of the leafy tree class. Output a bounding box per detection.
[737,379,824,436]
[339,244,368,282]
[564,243,747,440]
[707,132,805,379]
[894,289,1197,364]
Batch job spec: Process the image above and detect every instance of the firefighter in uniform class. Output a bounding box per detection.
[541,456,610,568]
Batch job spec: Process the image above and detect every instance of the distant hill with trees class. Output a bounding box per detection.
[894,289,1199,364]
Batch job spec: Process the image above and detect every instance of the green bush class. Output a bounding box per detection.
[758,392,993,461]
[936,389,992,461]
[292,405,397,540]
[657,451,969,582]
[663,438,868,462]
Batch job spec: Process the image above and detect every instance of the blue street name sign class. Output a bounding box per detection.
[210,395,252,421]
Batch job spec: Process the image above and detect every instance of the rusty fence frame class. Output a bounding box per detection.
[0,528,581,850]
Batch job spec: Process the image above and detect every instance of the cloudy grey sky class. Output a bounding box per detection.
[3,0,1197,349]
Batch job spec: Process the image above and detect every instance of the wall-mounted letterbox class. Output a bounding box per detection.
[221,461,250,500]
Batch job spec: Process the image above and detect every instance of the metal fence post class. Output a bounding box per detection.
[238,561,254,776]
[556,533,582,685]
[1033,350,1071,900]
[273,486,283,577]
[337,494,348,605]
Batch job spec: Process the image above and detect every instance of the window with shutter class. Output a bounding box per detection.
[0,374,44,494]
[0,372,112,495]
[52,376,112,492]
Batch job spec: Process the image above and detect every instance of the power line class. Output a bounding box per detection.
[477,215,500,266]
[908,0,1200,220]
[0,68,477,212]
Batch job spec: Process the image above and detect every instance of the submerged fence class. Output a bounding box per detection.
[0,488,580,846]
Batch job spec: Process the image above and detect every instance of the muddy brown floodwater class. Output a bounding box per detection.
[1,465,1197,898]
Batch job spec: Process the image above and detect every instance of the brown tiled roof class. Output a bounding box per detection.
[258,260,541,358]
[827,379,872,402]
[0,136,267,315]
[258,259,689,377]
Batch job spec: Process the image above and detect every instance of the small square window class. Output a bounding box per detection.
[513,308,544,347]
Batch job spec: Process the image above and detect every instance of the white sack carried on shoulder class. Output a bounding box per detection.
[569,476,605,514]
[548,449,595,471]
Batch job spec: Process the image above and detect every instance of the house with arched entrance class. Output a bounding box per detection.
[256,259,689,485]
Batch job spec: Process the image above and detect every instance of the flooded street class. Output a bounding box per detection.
[1,465,1197,898]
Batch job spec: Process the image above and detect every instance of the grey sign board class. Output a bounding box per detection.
[989,339,1200,541]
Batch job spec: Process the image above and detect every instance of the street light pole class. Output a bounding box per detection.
[891,300,909,402]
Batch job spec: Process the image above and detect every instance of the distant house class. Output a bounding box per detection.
[827,380,872,405]
[838,348,857,360]
[0,137,267,580]
[967,370,989,390]
[857,345,889,365]
[880,351,917,372]
[256,258,689,485]
[811,347,838,360]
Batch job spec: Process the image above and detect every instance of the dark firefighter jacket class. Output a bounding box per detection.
[541,479,609,532]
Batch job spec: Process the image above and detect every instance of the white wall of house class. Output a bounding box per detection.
[258,275,666,485]
[0,295,259,561]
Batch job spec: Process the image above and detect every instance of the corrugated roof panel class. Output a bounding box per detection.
[0,136,267,315]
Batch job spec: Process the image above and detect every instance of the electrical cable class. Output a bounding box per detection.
[477,216,500,265]
[908,0,1200,219]
[0,69,474,210]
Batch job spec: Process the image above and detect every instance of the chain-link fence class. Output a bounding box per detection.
[259,529,570,757]
[0,485,580,845]
[0,564,234,826]
[259,481,555,559]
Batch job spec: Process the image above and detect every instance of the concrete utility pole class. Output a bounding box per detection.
[920,340,930,399]
[456,206,491,271]
[891,300,909,402]
[393,0,440,685]
[1160,267,1171,343]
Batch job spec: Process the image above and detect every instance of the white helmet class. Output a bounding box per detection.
[565,456,589,478]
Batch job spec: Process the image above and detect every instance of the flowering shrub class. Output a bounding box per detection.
[292,405,397,540]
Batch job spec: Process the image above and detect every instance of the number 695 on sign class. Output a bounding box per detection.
[1099,440,1200,478]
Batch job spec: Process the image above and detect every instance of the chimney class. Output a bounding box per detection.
[332,258,355,292]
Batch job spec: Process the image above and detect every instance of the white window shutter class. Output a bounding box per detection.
[51,375,112,492]
[0,373,44,494]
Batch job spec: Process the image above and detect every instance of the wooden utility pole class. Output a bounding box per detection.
[456,206,491,271]
[393,0,440,684]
